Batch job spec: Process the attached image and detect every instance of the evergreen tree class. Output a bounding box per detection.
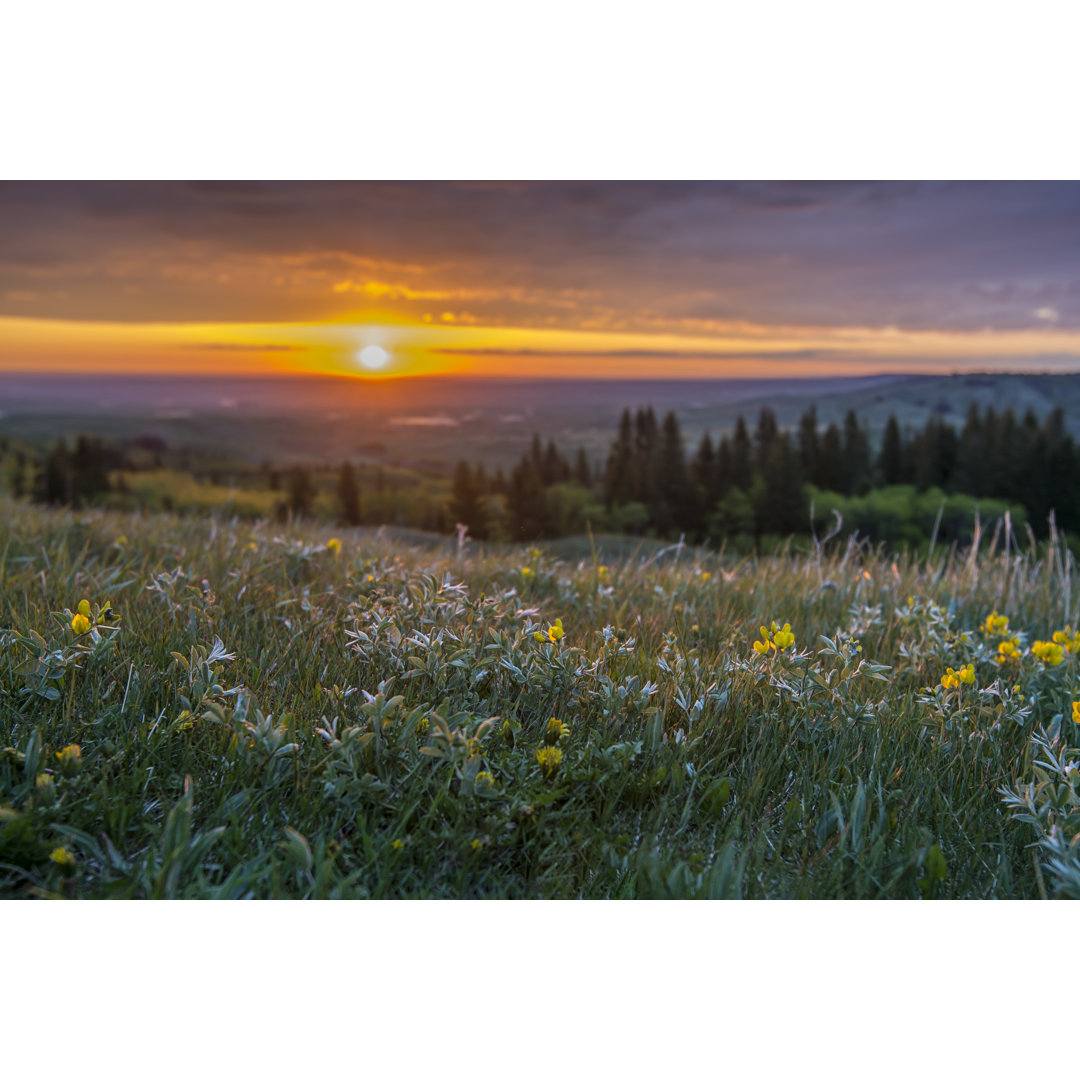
[573,447,592,488]
[754,408,779,475]
[652,411,693,535]
[731,416,753,491]
[755,433,807,536]
[815,423,844,492]
[797,406,819,480]
[604,409,635,507]
[337,461,361,525]
[450,460,488,539]
[286,466,315,518]
[878,415,904,486]
[842,410,870,494]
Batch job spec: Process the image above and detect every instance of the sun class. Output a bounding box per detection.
[358,344,390,370]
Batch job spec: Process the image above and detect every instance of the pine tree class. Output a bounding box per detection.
[797,406,819,480]
[450,460,488,540]
[878,415,904,486]
[286,466,315,518]
[815,423,844,492]
[842,410,870,495]
[573,447,591,488]
[337,461,361,525]
[604,409,635,507]
[754,408,779,475]
[652,411,693,535]
[731,416,753,491]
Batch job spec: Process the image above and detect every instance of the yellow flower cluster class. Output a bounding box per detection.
[544,717,569,745]
[1073,701,1080,725]
[55,744,82,777]
[534,618,565,644]
[326,537,341,556]
[535,745,563,777]
[521,566,534,577]
[941,664,975,689]
[996,638,1022,663]
[49,847,76,873]
[70,597,115,636]
[983,612,1010,636]
[1052,626,1080,653]
[752,621,795,656]
[1031,640,1065,666]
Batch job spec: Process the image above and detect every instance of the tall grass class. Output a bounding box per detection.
[1,496,1077,898]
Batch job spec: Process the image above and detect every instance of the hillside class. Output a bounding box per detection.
[2,498,1078,898]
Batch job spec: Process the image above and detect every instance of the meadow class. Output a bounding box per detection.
[1,495,1078,899]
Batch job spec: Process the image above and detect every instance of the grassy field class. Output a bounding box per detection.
[2,496,1078,899]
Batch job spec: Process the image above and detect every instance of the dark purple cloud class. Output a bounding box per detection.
[0,181,1078,332]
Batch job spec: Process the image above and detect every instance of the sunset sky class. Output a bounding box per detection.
[2,180,1080,380]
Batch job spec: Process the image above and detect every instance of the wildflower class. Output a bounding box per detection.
[470,838,485,852]
[55,744,82,777]
[534,618,564,644]
[997,638,1022,663]
[700,571,711,581]
[941,664,974,689]
[77,599,91,618]
[536,745,563,778]
[597,566,608,579]
[415,715,429,737]
[753,621,794,656]
[1031,641,1065,666]
[1052,627,1080,654]
[983,612,1009,636]
[521,567,534,577]
[544,717,569,745]
[71,612,91,635]
[475,771,495,791]
[326,537,342,556]
[247,541,257,551]
[49,847,76,873]
[34,773,56,803]
[500,719,515,746]
[391,838,405,851]
[1073,701,1080,725]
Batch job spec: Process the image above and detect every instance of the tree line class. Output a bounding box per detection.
[448,402,1080,544]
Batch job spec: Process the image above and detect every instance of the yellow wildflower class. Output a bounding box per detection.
[983,612,1009,636]
[597,566,608,578]
[997,638,1022,663]
[50,847,76,873]
[470,838,485,852]
[391,838,405,851]
[1032,641,1065,666]
[71,613,91,635]
[1073,701,1080,725]
[534,618,564,644]
[475,771,495,791]
[772,623,795,650]
[55,744,82,777]
[544,717,569,745]
[326,537,341,556]
[77,599,91,618]
[1052,627,1080,654]
[521,566,534,577]
[700,571,711,581]
[535,745,563,777]
[941,664,974,689]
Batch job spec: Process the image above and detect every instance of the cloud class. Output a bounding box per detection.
[433,347,831,360]
[174,342,303,352]
[1034,307,1060,322]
